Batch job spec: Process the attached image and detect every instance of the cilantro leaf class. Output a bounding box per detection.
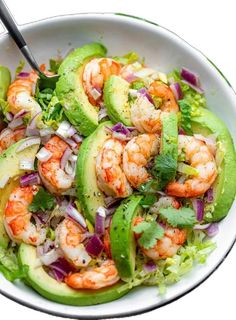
[28,187,55,212]
[159,207,197,228]
[140,194,157,208]
[133,221,164,249]
[178,100,193,135]
[152,153,177,188]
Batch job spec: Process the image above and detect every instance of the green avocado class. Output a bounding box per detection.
[191,108,236,221]
[103,75,132,126]
[76,121,112,224]
[110,195,143,282]
[56,43,107,136]
[0,65,11,100]
[19,244,129,305]
[0,138,40,248]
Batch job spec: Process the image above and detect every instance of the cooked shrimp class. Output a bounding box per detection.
[134,217,187,260]
[96,138,132,198]
[55,218,91,268]
[4,185,46,245]
[166,135,217,197]
[38,136,74,195]
[123,133,159,189]
[65,259,120,289]
[0,127,25,154]
[83,58,121,106]
[7,71,41,116]
[131,81,178,133]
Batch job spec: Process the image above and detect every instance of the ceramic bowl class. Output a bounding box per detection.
[0,13,235,319]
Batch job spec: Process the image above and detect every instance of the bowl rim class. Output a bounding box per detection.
[0,11,235,320]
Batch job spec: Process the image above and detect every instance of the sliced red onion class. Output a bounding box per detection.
[67,126,77,137]
[36,147,52,162]
[39,249,60,266]
[85,234,104,257]
[56,121,71,139]
[17,72,30,78]
[19,159,34,170]
[181,67,200,87]
[60,148,73,170]
[98,107,108,121]
[143,260,157,273]
[170,82,183,100]
[95,207,107,235]
[111,122,131,135]
[48,269,64,282]
[181,80,204,94]
[14,109,29,119]
[90,87,102,101]
[138,88,154,104]
[41,134,52,145]
[123,73,138,83]
[111,131,131,141]
[206,223,219,237]
[49,257,75,281]
[5,112,14,121]
[40,127,55,137]
[20,172,40,187]
[104,196,120,208]
[66,204,87,228]
[105,215,112,228]
[193,223,211,230]
[65,160,76,177]
[178,128,186,135]
[26,127,40,137]
[168,77,175,85]
[8,117,24,129]
[34,211,50,225]
[192,198,204,221]
[72,133,83,143]
[205,188,214,203]
[43,239,55,253]
[65,138,77,150]
[27,112,42,130]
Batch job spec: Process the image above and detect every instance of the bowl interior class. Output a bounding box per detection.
[0,13,235,319]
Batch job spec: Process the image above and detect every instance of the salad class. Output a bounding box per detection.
[0,42,235,306]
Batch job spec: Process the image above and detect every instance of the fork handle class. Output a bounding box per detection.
[0,0,42,74]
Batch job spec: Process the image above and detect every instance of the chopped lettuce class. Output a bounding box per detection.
[113,51,139,65]
[0,246,28,282]
[118,230,216,295]
[42,95,65,129]
[49,58,62,74]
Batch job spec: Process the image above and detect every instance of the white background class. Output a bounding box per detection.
[0,0,236,319]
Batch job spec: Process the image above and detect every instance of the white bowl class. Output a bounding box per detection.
[0,13,235,319]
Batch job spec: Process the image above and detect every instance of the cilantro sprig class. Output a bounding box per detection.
[159,207,197,228]
[29,187,55,212]
[152,153,177,189]
[133,221,164,249]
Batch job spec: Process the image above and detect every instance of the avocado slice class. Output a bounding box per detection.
[191,108,236,221]
[19,244,129,305]
[0,65,11,100]
[0,138,40,248]
[110,195,143,282]
[56,43,107,136]
[76,121,112,224]
[103,75,132,126]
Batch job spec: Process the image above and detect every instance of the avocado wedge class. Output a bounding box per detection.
[0,138,40,248]
[104,75,132,126]
[110,195,143,281]
[191,108,236,221]
[76,121,112,224]
[19,244,129,306]
[0,65,11,100]
[56,43,107,136]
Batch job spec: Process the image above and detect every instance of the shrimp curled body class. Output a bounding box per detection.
[38,136,74,195]
[131,81,179,133]
[96,138,132,198]
[55,218,91,268]
[0,128,25,154]
[123,133,159,189]
[166,135,218,197]
[65,260,120,290]
[7,72,41,116]
[4,185,46,245]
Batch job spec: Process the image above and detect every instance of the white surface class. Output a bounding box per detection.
[0,0,235,319]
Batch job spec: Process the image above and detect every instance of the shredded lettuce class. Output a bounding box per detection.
[118,230,216,295]
[0,246,28,282]
[42,95,65,129]
[113,51,139,65]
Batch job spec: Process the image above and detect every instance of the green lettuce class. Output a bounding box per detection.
[42,95,65,129]
[113,51,139,65]
[0,246,28,282]
[118,230,216,295]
